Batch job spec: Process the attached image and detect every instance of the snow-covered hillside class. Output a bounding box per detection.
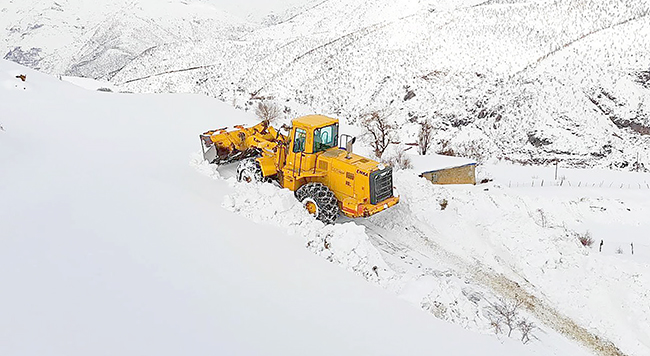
[0,0,249,78]
[1,59,602,356]
[4,0,650,168]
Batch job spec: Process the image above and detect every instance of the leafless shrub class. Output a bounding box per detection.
[438,139,456,156]
[489,318,503,334]
[97,87,113,92]
[384,149,413,170]
[0,123,4,132]
[362,110,397,158]
[255,101,281,125]
[518,318,536,344]
[536,208,547,228]
[439,199,448,210]
[418,118,434,155]
[616,246,624,254]
[578,231,594,247]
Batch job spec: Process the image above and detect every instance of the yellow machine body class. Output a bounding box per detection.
[200,115,399,218]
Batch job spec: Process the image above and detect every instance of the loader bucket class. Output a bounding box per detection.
[200,122,276,165]
[200,133,253,164]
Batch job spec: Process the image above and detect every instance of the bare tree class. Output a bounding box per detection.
[255,101,281,125]
[418,118,433,155]
[362,110,396,158]
[488,297,524,337]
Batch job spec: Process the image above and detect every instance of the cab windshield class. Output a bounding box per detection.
[313,124,338,153]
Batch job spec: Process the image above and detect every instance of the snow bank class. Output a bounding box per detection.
[209,164,557,346]
[220,179,396,286]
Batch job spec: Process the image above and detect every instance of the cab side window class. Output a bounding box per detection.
[293,128,307,153]
[313,124,338,153]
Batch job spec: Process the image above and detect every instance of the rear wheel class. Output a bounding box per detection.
[295,183,339,224]
[236,158,264,183]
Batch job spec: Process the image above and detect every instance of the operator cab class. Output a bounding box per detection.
[290,115,339,154]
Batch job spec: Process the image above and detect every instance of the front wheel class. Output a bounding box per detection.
[236,158,264,183]
[295,183,339,224]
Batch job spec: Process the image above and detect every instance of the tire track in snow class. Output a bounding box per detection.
[356,200,627,356]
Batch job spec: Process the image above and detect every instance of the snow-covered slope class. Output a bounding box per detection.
[4,0,650,168]
[109,0,649,169]
[1,59,600,356]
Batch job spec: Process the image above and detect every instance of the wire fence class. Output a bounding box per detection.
[508,179,650,189]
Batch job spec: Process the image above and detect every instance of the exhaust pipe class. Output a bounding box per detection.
[340,134,356,159]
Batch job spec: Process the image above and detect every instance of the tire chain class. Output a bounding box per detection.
[236,158,263,183]
[295,182,339,224]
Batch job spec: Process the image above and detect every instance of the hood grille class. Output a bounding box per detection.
[370,168,393,205]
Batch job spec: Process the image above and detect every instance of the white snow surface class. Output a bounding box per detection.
[0,59,603,356]
[409,153,477,173]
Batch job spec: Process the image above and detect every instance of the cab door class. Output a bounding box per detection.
[281,127,307,190]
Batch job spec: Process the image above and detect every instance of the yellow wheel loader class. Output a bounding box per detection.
[200,115,399,224]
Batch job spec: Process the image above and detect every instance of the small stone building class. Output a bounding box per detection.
[409,154,477,185]
[420,163,477,185]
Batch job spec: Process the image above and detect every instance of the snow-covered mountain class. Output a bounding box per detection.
[5,0,648,169]
[1,0,250,78]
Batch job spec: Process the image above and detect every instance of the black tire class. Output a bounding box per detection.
[295,182,339,224]
[237,158,264,183]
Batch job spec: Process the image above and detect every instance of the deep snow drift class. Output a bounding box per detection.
[1,59,598,356]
